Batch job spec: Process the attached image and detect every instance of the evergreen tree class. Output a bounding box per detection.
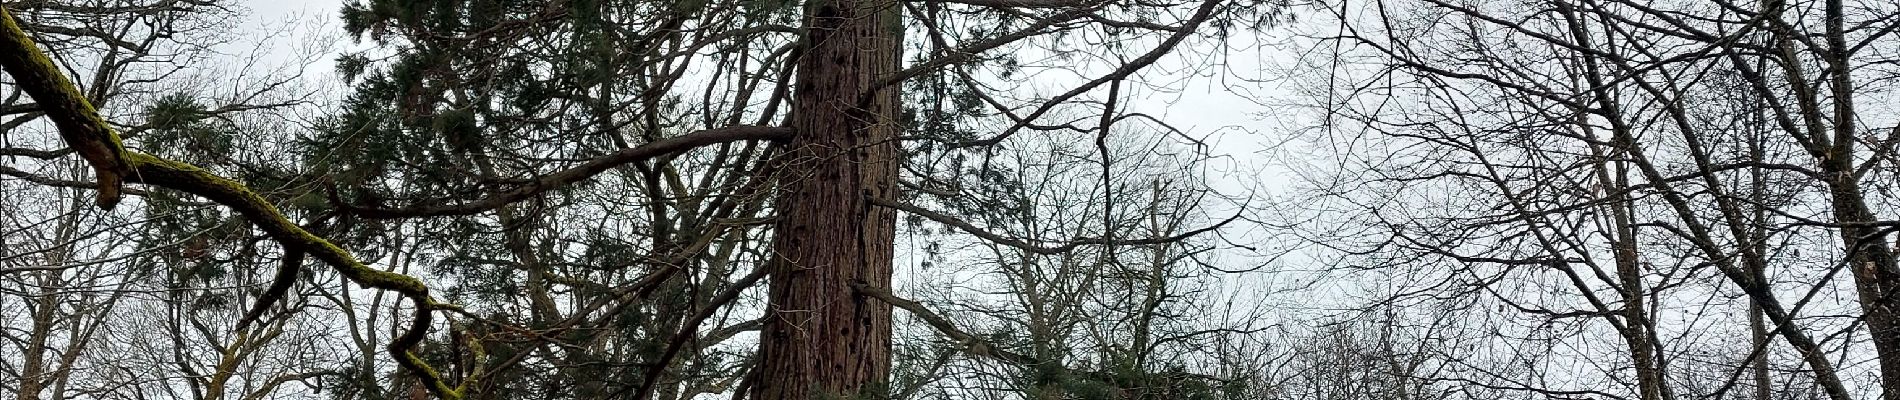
[1,0,1280,398]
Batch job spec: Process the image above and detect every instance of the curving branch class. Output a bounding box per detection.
[338,125,792,219]
[0,7,470,399]
[0,10,128,209]
[947,0,1224,148]
[235,247,303,332]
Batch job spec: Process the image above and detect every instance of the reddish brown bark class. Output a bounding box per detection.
[752,0,901,397]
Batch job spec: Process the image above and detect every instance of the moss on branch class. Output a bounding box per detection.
[0,7,464,399]
[0,8,127,208]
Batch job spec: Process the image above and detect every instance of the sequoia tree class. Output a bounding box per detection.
[751,0,901,396]
[0,0,1277,398]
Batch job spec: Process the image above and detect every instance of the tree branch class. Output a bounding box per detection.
[0,9,127,209]
[633,264,771,400]
[0,7,467,399]
[338,125,792,219]
[0,164,148,196]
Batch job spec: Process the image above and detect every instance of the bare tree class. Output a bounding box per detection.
[1282,0,1900,397]
[2,2,337,399]
[2,0,1279,399]
[884,130,1265,400]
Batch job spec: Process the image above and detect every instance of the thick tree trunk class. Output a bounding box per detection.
[753,0,901,397]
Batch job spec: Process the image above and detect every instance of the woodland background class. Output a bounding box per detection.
[1,0,1897,399]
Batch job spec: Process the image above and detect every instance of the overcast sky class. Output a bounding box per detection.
[235,0,1288,169]
[221,0,1305,311]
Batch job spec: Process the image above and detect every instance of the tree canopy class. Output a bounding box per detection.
[4,0,1900,399]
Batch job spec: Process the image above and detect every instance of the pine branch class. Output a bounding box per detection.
[337,125,791,219]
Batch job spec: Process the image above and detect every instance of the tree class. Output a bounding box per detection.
[0,2,341,399]
[1,0,1278,399]
[882,129,1268,400]
[1283,0,1900,397]
[751,0,901,397]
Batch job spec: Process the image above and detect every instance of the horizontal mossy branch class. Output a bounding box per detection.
[0,7,465,400]
[0,8,126,209]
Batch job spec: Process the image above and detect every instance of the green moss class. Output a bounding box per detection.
[403,351,465,399]
[125,153,432,294]
[0,9,133,207]
[457,333,486,394]
[4,10,464,394]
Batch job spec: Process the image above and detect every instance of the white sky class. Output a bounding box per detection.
[220,0,1317,319]
[227,0,1300,251]
[232,0,1287,166]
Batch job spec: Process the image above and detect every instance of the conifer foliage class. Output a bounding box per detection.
[2,0,1273,398]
